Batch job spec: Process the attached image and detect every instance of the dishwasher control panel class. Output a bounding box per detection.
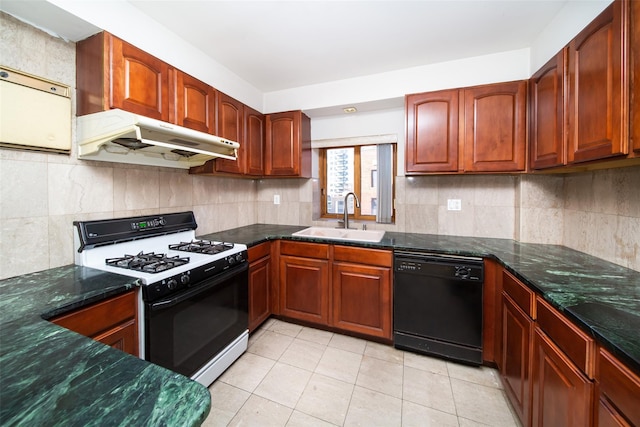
[394,252,483,282]
[396,260,423,272]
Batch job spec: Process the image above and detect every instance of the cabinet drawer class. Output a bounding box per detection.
[597,348,640,426]
[248,242,270,261]
[52,291,136,338]
[503,270,536,319]
[334,245,392,267]
[536,296,595,378]
[280,240,329,259]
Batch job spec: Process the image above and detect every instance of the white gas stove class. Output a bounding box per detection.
[74,212,247,302]
[73,211,249,387]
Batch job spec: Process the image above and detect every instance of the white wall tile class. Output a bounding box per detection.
[1,217,49,278]
[1,159,48,219]
[113,168,159,211]
[48,163,114,215]
[159,170,193,208]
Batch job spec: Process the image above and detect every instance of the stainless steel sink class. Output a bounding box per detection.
[291,227,385,243]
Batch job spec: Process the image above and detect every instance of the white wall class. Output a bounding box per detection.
[47,0,264,111]
[529,0,612,73]
[264,48,530,114]
[48,0,611,113]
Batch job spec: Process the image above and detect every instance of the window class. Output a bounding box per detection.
[320,144,395,223]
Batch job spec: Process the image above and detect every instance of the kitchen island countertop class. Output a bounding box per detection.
[202,224,640,375]
[0,265,211,426]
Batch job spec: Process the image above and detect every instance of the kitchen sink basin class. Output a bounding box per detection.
[292,227,385,243]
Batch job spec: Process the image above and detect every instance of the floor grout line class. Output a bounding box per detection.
[208,319,519,427]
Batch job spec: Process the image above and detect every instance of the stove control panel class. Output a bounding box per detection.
[131,216,167,231]
[142,250,248,303]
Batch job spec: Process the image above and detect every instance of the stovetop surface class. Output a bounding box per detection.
[77,230,246,285]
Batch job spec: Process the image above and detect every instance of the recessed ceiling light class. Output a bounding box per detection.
[343,107,357,114]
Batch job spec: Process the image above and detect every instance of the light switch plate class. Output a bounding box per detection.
[447,199,461,211]
[274,194,280,205]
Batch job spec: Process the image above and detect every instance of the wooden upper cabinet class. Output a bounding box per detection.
[109,35,170,121]
[463,80,527,172]
[265,111,311,177]
[215,93,245,174]
[77,31,168,119]
[172,70,215,134]
[405,90,460,173]
[405,81,526,174]
[245,105,266,176]
[568,1,628,163]
[631,0,640,154]
[530,50,567,170]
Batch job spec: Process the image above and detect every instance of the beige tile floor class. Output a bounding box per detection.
[203,319,520,427]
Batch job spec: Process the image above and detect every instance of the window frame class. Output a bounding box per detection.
[319,144,396,222]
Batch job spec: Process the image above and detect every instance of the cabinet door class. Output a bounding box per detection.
[568,1,627,163]
[248,255,271,333]
[531,328,593,427]
[109,36,169,121]
[331,262,392,340]
[94,319,138,355]
[463,81,527,172]
[173,70,215,134]
[245,106,265,176]
[265,111,311,177]
[215,93,244,174]
[51,291,138,357]
[279,255,329,325]
[597,348,640,426]
[530,50,566,170]
[501,294,533,426]
[405,90,460,173]
[266,112,299,176]
[632,0,640,154]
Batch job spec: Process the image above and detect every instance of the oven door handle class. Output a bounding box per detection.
[148,263,248,312]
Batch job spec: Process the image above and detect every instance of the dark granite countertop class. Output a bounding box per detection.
[202,224,640,375]
[0,265,211,426]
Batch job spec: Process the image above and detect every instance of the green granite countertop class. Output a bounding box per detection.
[202,224,640,375]
[0,265,211,426]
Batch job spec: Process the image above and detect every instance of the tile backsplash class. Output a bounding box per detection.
[0,12,638,280]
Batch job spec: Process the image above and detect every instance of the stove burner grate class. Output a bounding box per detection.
[106,251,190,273]
[169,240,234,255]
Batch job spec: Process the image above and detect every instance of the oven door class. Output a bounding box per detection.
[145,263,248,379]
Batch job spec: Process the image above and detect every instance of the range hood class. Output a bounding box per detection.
[77,109,238,169]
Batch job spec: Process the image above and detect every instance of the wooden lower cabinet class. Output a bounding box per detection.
[501,293,534,426]
[278,242,392,340]
[331,260,392,340]
[596,348,640,426]
[279,254,330,325]
[531,328,593,427]
[51,291,138,356]
[248,242,271,332]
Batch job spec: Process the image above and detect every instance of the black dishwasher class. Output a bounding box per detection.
[393,251,484,365]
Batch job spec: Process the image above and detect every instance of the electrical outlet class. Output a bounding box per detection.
[447,199,461,211]
[273,194,280,205]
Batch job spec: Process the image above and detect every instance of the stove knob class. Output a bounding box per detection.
[167,279,177,290]
[180,274,190,285]
[228,256,236,265]
[235,254,244,263]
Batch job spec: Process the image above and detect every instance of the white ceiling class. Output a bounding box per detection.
[1,0,570,94]
[128,0,568,92]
